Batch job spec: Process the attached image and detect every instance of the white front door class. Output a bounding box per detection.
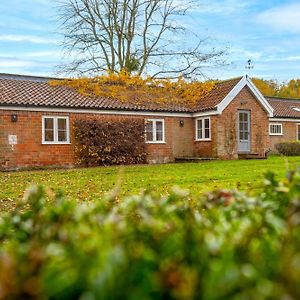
[238,111,251,153]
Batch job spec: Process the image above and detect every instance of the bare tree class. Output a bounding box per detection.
[57,0,226,79]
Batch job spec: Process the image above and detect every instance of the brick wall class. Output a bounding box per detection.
[0,110,193,170]
[269,121,299,150]
[194,116,218,158]
[216,86,270,159]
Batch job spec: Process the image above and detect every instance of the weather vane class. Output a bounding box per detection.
[245,59,254,77]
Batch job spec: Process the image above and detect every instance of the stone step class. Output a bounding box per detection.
[238,153,266,160]
[175,157,218,163]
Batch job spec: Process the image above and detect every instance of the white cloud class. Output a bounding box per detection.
[24,51,62,58]
[284,55,300,62]
[0,58,37,68]
[229,46,263,61]
[256,3,300,33]
[0,34,57,44]
[187,0,256,15]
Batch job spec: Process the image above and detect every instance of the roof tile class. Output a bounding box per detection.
[193,77,242,112]
[266,97,300,118]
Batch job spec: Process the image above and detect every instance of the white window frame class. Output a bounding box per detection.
[269,123,283,136]
[195,117,211,141]
[42,116,70,144]
[145,119,165,144]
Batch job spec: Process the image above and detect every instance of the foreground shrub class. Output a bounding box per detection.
[1,171,300,299]
[74,118,147,166]
[275,141,300,156]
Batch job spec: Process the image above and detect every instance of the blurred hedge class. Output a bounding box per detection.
[275,141,300,156]
[74,118,147,166]
[1,171,300,299]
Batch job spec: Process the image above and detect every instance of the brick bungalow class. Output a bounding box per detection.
[0,73,298,170]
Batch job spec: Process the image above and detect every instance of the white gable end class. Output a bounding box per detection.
[216,76,274,117]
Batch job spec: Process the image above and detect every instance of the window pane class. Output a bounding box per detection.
[197,120,203,139]
[204,118,210,129]
[271,125,276,133]
[156,131,163,141]
[45,130,54,142]
[44,118,54,142]
[58,130,67,142]
[44,118,54,130]
[156,121,163,141]
[57,118,68,142]
[58,118,67,131]
[156,121,163,132]
[239,113,244,122]
[145,121,153,142]
[240,122,244,131]
[205,128,210,139]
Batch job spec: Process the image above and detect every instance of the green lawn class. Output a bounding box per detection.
[1,156,300,211]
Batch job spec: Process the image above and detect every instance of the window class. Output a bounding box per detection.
[297,124,300,141]
[196,117,211,141]
[42,116,70,144]
[145,119,165,143]
[269,123,283,136]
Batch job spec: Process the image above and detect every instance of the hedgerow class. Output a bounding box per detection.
[275,141,300,156]
[74,118,147,166]
[1,170,300,299]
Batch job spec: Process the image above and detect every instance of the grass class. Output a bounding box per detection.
[1,155,300,211]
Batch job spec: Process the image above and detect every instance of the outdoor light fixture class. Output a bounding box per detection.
[11,114,18,122]
[179,120,184,127]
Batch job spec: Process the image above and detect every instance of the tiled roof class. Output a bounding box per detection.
[0,74,242,113]
[266,97,300,119]
[0,76,189,112]
[194,77,242,112]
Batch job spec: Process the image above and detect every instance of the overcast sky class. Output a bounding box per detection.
[1,0,300,81]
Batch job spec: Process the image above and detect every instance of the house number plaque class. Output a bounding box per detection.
[8,135,18,149]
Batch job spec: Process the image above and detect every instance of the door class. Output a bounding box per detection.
[238,111,251,153]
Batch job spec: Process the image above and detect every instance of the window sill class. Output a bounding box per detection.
[42,142,71,145]
[195,139,211,142]
[146,141,166,144]
[269,134,283,136]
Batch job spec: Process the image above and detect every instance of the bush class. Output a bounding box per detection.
[74,118,147,166]
[275,141,300,156]
[1,171,300,299]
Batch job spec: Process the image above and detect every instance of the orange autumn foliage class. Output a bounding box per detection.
[252,77,300,99]
[50,71,216,109]
[251,78,279,97]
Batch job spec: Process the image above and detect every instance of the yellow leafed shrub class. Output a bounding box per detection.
[49,71,216,109]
